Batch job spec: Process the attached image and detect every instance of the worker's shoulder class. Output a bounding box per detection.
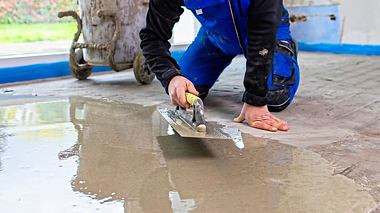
[150,0,184,18]
[150,0,184,8]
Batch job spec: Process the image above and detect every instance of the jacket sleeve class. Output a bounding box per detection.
[243,0,283,106]
[139,0,184,93]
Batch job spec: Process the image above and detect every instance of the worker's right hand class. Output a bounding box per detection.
[234,103,289,132]
[168,76,199,108]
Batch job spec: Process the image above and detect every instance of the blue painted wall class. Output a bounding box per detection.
[0,61,110,84]
[298,43,380,56]
[287,4,380,55]
[288,4,341,44]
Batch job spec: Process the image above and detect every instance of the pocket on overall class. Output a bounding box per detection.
[267,40,299,111]
[271,40,296,87]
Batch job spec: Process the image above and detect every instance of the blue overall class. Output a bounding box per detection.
[179,0,300,111]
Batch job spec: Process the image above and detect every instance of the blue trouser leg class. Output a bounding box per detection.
[276,8,292,41]
[179,27,236,99]
[180,9,299,111]
[268,7,300,112]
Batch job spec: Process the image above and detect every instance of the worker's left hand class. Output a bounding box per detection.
[234,103,289,132]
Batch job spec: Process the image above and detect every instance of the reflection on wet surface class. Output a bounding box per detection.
[0,97,377,212]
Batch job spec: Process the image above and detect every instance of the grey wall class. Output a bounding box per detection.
[285,0,342,6]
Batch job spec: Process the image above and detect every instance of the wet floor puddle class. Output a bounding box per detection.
[0,96,376,212]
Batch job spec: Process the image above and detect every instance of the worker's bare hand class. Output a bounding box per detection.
[234,103,289,132]
[168,76,199,108]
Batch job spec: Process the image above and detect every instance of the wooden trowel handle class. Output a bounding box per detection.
[185,92,200,106]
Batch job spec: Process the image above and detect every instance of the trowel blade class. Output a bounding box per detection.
[158,108,245,149]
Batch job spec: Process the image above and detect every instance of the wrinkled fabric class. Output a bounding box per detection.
[140,0,299,107]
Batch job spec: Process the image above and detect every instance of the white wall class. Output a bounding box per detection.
[340,0,380,45]
[172,9,199,45]
[285,0,341,6]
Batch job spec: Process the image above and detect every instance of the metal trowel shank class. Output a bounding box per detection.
[159,93,214,138]
[158,107,232,139]
[158,93,239,141]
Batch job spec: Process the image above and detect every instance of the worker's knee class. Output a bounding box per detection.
[267,39,300,112]
[267,88,294,112]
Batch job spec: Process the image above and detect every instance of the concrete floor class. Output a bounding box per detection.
[1,51,380,212]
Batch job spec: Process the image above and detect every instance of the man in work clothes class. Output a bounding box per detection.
[140,0,300,132]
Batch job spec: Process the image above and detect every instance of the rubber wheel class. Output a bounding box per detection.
[133,52,155,85]
[71,49,93,80]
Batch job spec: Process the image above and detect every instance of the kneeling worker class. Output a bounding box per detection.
[140,0,300,132]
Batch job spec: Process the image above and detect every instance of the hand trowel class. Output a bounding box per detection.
[158,93,245,149]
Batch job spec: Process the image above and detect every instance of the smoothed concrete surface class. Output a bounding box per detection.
[1,51,380,211]
[0,97,377,212]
